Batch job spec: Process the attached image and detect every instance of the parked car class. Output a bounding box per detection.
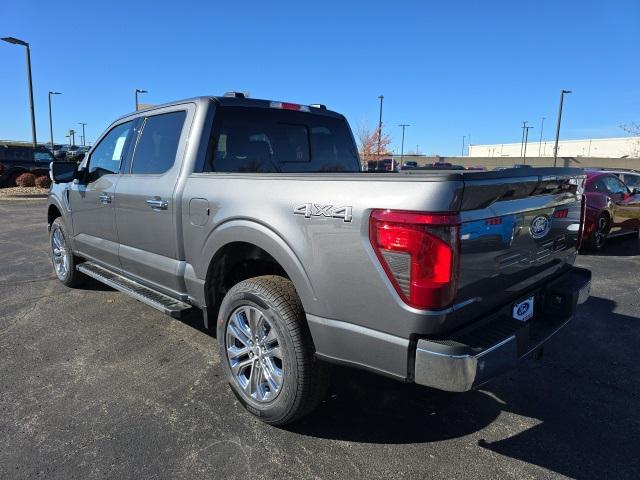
[0,142,54,186]
[582,170,640,250]
[367,158,395,172]
[47,94,591,425]
[595,168,640,191]
[53,145,70,160]
[402,160,418,169]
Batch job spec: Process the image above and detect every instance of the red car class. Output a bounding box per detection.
[582,170,640,250]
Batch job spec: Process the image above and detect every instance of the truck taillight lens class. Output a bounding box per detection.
[369,210,460,310]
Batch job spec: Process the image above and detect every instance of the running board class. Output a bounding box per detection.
[77,262,193,318]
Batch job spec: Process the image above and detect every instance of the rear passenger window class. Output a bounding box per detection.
[204,106,359,173]
[130,111,186,175]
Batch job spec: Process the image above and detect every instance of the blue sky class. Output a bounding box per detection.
[2,0,639,155]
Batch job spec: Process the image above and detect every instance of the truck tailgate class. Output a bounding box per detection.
[454,169,585,325]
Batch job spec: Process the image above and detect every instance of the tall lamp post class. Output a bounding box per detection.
[48,91,61,151]
[461,135,466,156]
[523,125,534,164]
[135,88,148,111]
[538,117,546,157]
[79,122,87,146]
[553,89,572,167]
[399,124,410,166]
[2,37,37,149]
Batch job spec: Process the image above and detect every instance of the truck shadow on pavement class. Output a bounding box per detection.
[287,295,640,479]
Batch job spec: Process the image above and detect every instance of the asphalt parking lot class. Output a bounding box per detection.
[1,200,639,480]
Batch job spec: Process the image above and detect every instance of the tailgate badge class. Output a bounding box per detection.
[530,215,551,239]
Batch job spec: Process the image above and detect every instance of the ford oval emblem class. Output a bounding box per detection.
[530,215,551,239]
[517,302,530,316]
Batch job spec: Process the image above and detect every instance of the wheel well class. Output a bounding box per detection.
[205,242,289,315]
[47,205,62,230]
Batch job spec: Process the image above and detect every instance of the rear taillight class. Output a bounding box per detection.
[553,208,569,218]
[369,210,460,310]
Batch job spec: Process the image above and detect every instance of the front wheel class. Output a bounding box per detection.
[217,275,329,425]
[50,217,85,287]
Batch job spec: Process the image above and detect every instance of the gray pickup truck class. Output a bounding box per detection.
[48,93,591,425]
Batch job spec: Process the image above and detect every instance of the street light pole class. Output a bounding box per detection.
[520,121,528,159]
[48,91,61,151]
[135,88,148,111]
[538,117,545,157]
[2,37,37,148]
[79,122,87,146]
[461,135,465,156]
[553,89,572,167]
[377,95,384,157]
[399,124,410,165]
[523,125,534,164]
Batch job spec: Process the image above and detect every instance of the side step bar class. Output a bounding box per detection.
[77,262,193,318]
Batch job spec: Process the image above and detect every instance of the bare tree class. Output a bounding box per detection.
[356,123,392,163]
[621,122,640,135]
[620,122,640,157]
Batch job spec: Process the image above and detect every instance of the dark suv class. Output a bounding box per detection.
[0,143,54,186]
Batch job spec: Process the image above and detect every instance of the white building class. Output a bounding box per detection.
[469,136,640,158]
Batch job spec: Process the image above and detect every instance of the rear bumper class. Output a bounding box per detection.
[414,266,591,392]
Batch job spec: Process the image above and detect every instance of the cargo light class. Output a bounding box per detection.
[485,217,502,225]
[270,101,310,112]
[553,209,569,219]
[369,210,460,310]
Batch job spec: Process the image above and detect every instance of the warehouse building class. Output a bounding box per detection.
[469,136,640,158]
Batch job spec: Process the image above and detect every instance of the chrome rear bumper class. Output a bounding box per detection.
[414,266,591,392]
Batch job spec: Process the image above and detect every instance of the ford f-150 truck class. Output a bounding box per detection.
[47,93,591,425]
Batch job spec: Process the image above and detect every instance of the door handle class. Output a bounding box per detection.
[146,198,168,210]
[99,193,112,204]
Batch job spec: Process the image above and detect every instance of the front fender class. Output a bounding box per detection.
[195,219,317,313]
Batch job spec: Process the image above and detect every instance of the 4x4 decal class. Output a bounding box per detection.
[294,203,353,222]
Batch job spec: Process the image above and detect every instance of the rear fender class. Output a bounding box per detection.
[196,219,317,312]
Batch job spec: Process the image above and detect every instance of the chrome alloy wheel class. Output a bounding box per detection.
[51,227,70,279]
[225,306,284,403]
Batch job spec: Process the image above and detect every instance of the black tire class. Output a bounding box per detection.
[217,275,329,425]
[586,213,610,251]
[50,217,86,287]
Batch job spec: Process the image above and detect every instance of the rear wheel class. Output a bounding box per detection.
[217,275,329,425]
[587,213,610,251]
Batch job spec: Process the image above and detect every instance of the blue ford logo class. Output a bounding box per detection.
[530,215,551,239]
[517,303,530,316]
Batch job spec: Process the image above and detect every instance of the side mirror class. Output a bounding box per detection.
[50,161,78,183]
